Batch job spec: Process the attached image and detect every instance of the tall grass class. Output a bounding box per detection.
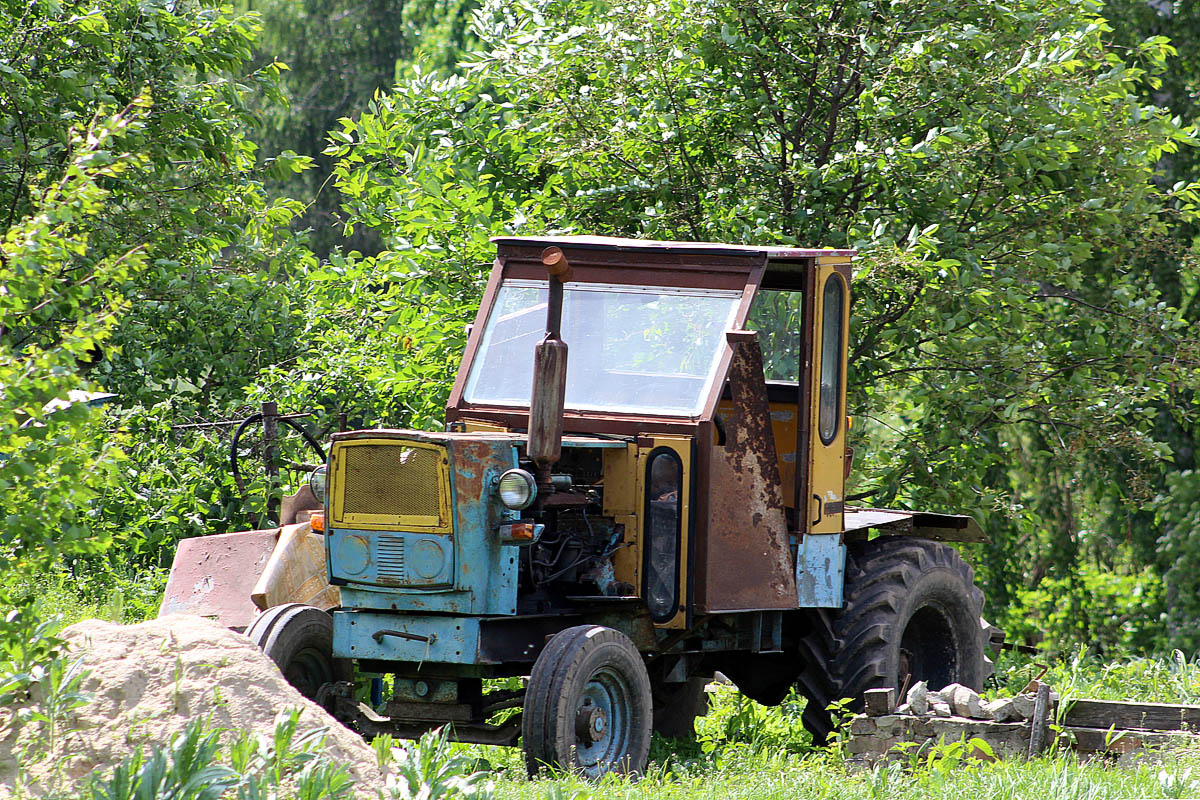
[993,646,1200,704]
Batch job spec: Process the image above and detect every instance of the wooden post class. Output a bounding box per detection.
[1028,682,1052,757]
[262,401,279,525]
[863,688,895,717]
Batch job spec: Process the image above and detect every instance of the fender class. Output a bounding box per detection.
[843,507,987,544]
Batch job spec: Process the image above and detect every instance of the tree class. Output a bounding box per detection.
[247,0,481,256]
[0,0,314,600]
[322,0,1200,647]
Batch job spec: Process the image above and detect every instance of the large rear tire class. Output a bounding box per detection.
[246,603,352,704]
[795,536,987,743]
[522,625,653,778]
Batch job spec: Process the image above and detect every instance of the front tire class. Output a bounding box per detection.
[795,536,987,743]
[246,603,351,704]
[522,625,653,778]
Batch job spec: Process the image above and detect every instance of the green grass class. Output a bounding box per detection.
[488,750,1200,800]
[0,561,166,632]
[993,646,1200,704]
[459,663,1200,800]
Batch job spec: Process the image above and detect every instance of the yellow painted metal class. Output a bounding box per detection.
[806,264,850,533]
[462,420,506,433]
[603,445,640,591]
[329,438,452,533]
[251,520,341,611]
[637,436,692,629]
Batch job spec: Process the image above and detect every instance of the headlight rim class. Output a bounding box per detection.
[309,464,328,504]
[497,468,537,511]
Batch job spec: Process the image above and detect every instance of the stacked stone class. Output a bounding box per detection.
[844,681,1058,761]
[897,680,1054,722]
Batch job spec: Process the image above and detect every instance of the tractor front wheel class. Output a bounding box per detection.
[794,536,988,743]
[522,625,653,778]
[246,603,351,705]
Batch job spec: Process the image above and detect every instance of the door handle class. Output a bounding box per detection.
[812,493,823,526]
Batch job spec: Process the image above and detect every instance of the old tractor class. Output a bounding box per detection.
[162,236,994,776]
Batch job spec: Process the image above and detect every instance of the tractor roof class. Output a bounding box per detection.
[491,235,855,260]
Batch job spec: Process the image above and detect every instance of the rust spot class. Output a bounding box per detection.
[701,339,796,611]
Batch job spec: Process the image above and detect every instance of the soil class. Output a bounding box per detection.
[0,614,383,797]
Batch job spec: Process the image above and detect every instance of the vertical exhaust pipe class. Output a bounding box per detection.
[528,246,572,491]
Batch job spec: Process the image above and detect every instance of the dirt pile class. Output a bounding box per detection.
[0,615,383,796]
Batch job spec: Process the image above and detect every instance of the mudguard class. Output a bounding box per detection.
[843,507,987,543]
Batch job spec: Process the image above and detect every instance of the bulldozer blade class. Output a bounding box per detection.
[159,529,279,631]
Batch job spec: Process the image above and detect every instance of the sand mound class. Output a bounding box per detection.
[0,615,383,796]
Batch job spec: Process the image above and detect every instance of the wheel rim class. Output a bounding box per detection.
[283,645,334,699]
[899,601,959,690]
[572,666,634,775]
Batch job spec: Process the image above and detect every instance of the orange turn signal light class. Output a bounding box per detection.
[509,522,535,541]
[309,511,325,532]
[498,521,538,544]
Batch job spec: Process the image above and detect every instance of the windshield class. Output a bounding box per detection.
[463,280,743,416]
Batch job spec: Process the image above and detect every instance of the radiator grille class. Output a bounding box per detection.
[334,442,449,529]
[376,535,406,583]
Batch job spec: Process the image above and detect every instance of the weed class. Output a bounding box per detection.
[376,725,494,800]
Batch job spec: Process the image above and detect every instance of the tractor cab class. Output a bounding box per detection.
[443,236,857,618]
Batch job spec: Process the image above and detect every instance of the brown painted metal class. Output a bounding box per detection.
[492,235,855,261]
[446,257,506,413]
[699,260,766,426]
[159,529,279,631]
[699,335,797,612]
[504,261,750,290]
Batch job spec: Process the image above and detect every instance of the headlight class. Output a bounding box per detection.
[309,465,328,504]
[497,468,537,510]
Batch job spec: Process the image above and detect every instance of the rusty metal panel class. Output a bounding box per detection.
[701,337,797,612]
[159,529,278,631]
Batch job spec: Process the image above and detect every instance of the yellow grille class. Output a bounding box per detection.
[332,440,450,531]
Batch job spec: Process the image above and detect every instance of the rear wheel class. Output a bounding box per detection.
[246,603,351,704]
[795,536,987,743]
[522,625,653,778]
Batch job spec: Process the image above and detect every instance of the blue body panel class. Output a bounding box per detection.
[332,610,487,664]
[326,434,520,617]
[328,528,455,588]
[796,534,846,607]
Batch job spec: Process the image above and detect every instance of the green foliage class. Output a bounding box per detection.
[247,0,481,256]
[995,645,1200,705]
[314,0,1200,649]
[694,684,812,758]
[89,711,353,800]
[0,109,147,590]
[1156,469,1200,652]
[1001,564,1166,656]
[375,726,495,800]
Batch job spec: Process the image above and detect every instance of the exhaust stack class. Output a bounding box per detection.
[527,246,572,490]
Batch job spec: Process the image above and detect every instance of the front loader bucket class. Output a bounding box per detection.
[159,529,279,631]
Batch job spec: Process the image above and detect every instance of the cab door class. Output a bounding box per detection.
[804,260,850,534]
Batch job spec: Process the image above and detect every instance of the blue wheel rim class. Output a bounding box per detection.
[574,666,633,775]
